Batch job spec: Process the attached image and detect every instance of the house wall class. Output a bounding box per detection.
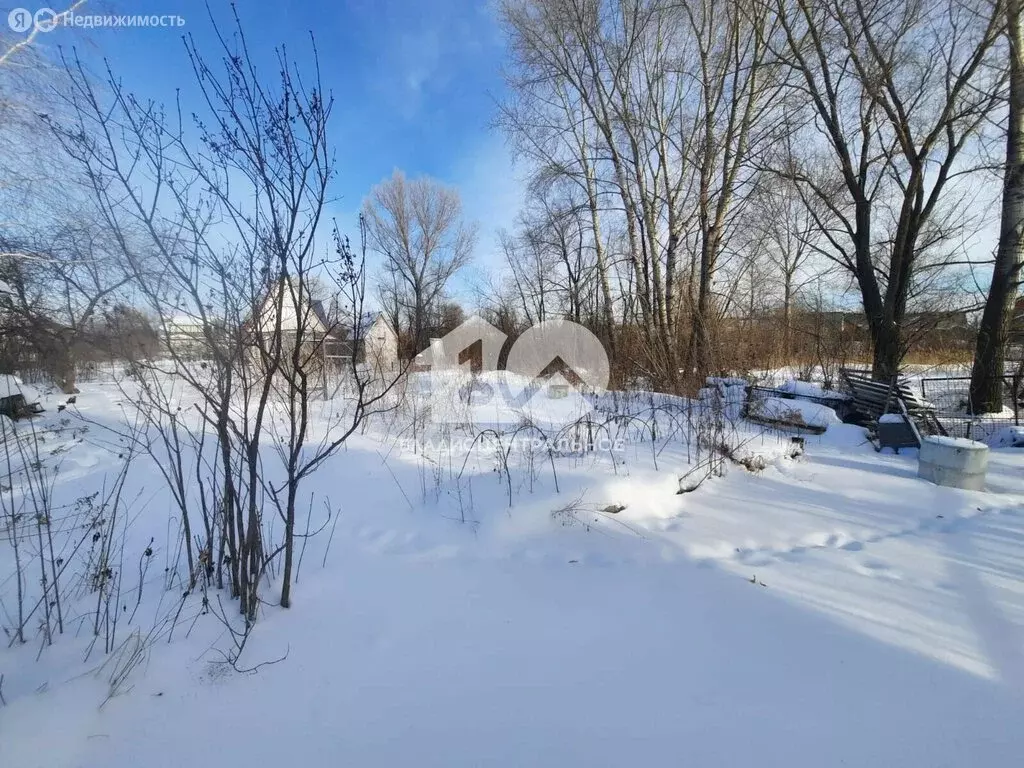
[255,281,327,336]
[166,320,210,359]
[364,316,398,370]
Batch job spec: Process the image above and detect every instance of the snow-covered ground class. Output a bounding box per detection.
[2,374,1023,766]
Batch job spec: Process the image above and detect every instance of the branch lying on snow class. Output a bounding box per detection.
[551,494,644,538]
[679,430,779,493]
[231,645,289,676]
[678,462,713,494]
[551,494,589,528]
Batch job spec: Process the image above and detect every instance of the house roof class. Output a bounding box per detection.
[309,299,332,329]
[355,311,392,337]
[167,314,205,327]
[244,277,344,337]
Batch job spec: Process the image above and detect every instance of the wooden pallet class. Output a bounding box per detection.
[839,368,945,450]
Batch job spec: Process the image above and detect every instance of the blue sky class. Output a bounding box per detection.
[16,0,522,293]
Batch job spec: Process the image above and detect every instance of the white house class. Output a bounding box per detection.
[355,311,398,371]
[165,314,212,359]
[251,278,333,339]
[244,278,349,376]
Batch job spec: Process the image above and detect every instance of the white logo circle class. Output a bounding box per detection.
[7,8,32,33]
[34,8,58,32]
[419,315,610,427]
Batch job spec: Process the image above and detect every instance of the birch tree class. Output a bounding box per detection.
[500,0,779,388]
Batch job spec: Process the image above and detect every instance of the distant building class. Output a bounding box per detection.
[165,314,212,359]
[244,278,348,375]
[354,311,398,371]
[809,311,867,334]
[791,308,971,348]
[412,337,444,372]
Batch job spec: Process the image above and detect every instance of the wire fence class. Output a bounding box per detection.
[919,375,1021,440]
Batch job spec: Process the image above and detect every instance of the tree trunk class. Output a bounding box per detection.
[585,169,616,365]
[413,291,425,357]
[846,199,905,383]
[689,225,719,383]
[58,352,78,393]
[279,486,296,608]
[871,319,902,383]
[782,275,793,361]
[691,282,714,381]
[970,0,1024,414]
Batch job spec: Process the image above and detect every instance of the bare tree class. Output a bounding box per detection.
[0,2,87,67]
[497,16,618,356]
[742,168,832,360]
[500,227,553,325]
[49,9,400,628]
[499,180,597,326]
[363,170,475,357]
[679,0,783,381]
[768,0,1008,380]
[0,30,71,215]
[0,31,136,390]
[500,0,781,388]
[0,226,131,391]
[971,0,1024,412]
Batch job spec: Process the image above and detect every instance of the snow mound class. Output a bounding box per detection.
[986,426,1024,448]
[415,369,595,428]
[0,374,42,405]
[748,397,841,430]
[777,378,848,401]
[924,435,987,450]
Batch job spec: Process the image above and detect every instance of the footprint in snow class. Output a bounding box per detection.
[800,531,853,550]
[854,558,902,580]
[734,548,775,567]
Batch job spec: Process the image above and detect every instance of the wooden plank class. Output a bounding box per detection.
[897,398,923,447]
[840,368,934,415]
[744,413,827,435]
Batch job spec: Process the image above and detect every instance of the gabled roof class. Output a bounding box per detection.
[355,311,393,337]
[247,276,342,337]
[310,299,332,329]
